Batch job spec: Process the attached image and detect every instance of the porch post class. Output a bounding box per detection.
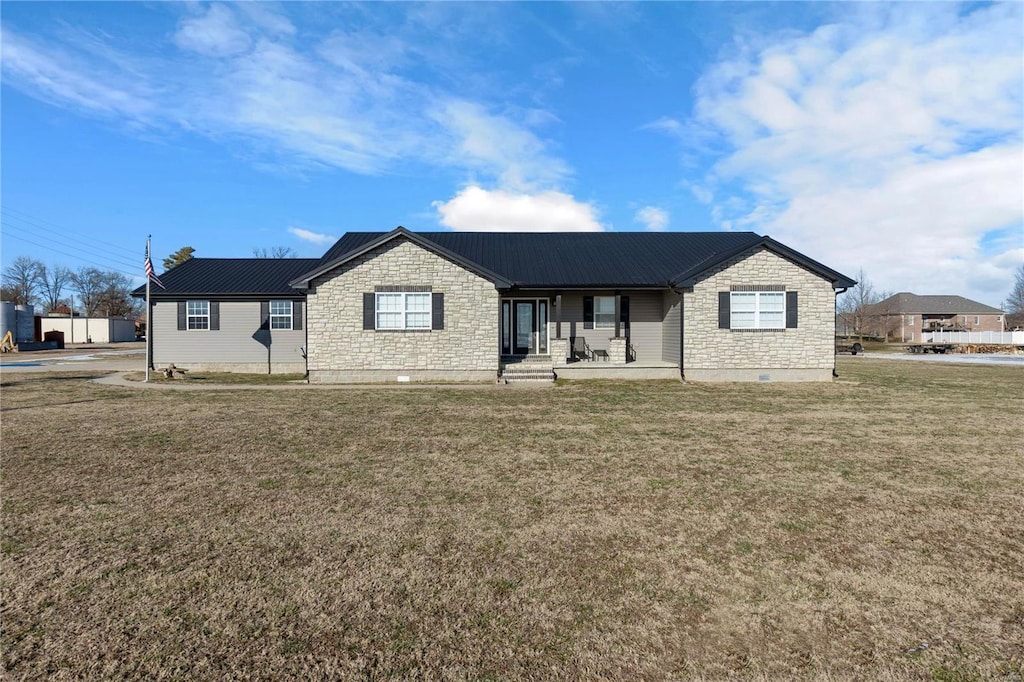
[614,292,621,338]
[555,293,562,339]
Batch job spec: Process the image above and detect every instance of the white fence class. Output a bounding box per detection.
[923,331,1024,345]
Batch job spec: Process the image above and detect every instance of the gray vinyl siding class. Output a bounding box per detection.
[553,291,663,361]
[557,294,602,351]
[662,291,681,364]
[152,299,305,369]
[626,292,663,363]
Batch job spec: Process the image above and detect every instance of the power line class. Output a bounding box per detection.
[1,212,142,271]
[0,229,142,280]
[1,206,141,260]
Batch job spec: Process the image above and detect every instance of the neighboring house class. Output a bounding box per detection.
[134,228,856,382]
[861,292,1005,342]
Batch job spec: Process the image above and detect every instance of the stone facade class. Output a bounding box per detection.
[683,248,835,382]
[608,336,628,364]
[305,238,500,382]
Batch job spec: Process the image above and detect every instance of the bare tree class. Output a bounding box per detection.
[836,268,881,338]
[1,256,43,305]
[163,246,195,271]
[97,272,138,318]
[70,267,106,317]
[1005,263,1024,330]
[252,246,297,258]
[69,268,139,318]
[38,264,74,312]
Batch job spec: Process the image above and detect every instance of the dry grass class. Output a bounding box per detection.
[2,358,1022,680]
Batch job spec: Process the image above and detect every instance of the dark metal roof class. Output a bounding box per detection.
[136,231,856,297]
[304,229,810,288]
[131,258,320,299]
[867,293,1004,315]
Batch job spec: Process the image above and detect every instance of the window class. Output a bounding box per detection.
[376,292,431,330]
[730,291,785,329]
[907,315,914,325]
[187,300,209,330]
[594,296,616,328]
[974,316,980,325]
[270,300,293,330]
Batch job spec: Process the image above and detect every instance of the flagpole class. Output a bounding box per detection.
[145,235,152,383]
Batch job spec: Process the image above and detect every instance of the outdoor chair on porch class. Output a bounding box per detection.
[570,336,592,362]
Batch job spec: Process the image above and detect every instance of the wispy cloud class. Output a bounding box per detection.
[634,206,668,231]
[1,5,570,191]
[670,2,1023,304]
[288,227,336,245]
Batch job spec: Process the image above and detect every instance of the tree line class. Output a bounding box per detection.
[1,256,141,318]
[2,244,299,318]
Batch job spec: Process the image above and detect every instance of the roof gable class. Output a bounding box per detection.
[289,227,513,290]
[668,236,858,289]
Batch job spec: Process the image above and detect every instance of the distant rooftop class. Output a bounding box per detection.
[867,292,1003,315]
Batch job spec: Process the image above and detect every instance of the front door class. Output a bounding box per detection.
[513,301,536,355]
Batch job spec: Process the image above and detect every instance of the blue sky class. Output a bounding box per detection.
[1,1,1021,307]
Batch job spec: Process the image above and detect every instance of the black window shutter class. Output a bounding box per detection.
[260,301,270,330]
[210,301,220,331]
[718,292,731,329]
[432,293,444,330]
[293,301,303,330]
[620,296,630,331]
[363,293,375,330]
[786,291,798,328]
[583,296,594,330]
[177,301,186,330]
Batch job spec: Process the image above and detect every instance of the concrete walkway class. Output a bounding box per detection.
[88,373,543,391]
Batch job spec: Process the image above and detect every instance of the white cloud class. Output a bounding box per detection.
[288,227,336,245]
[1,10,571,191]
[430,99,569,191]
[174,5,252,57]
[634,206,668,231]
[0,28,155,121]
[681,2,1023,305]
[433,185,603,232]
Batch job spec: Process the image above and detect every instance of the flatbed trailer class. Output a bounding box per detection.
[905,343,956,354]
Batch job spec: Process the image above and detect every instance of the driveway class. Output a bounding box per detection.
[0,342,147,373]
[854,351,1024,367]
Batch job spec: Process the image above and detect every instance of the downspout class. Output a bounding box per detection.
[670,284,686,381]
[834,287,848,378]
[303,295,309,381]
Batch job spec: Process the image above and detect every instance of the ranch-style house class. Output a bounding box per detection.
[135,227,856,382]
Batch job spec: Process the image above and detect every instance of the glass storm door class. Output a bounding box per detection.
[514,301,536,355]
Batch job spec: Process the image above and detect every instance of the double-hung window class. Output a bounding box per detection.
[593,296,616,328]
[730,291,785,330]
[187,300,210,330]
[270,300,293,330]
[376,292,431,330]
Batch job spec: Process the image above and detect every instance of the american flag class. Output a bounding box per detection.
[145,244,165,289]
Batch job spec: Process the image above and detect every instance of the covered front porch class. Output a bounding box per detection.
[499,291,677,373]
[500,294,631,364]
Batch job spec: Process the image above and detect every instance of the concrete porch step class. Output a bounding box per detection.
[502,372,556,384]
[499,364,556,383]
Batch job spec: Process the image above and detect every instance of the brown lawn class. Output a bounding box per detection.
[2,358,1022,680]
